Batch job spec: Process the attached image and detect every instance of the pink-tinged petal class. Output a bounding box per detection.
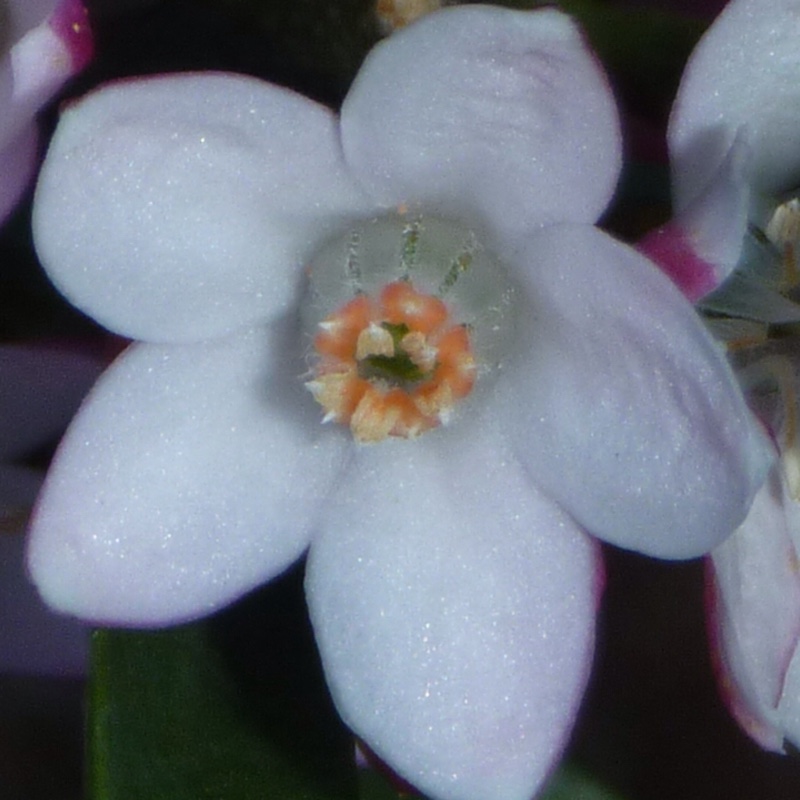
[33,73,375,344]
[637,222,719,302]
[642,134,752,298]
[307,419,600,800]
[0,123,38,224]
[49,0,93,73]
[0,530,88,677]
[0,342,104,460]
[27,324,349,625]
[1,0,92,149]
[708,470,800,751]
[495,224,774,559]
[669,0,800,209]
[341,6,621,237]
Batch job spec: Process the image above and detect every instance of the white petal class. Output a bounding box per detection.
[0,531,88,677]
[669,0,800,208]
[671,132,753,290]
[495,224,774,559]
[306,420,600,800]
[33,73,374,343]
[341,6,620,237]
[0,342,104,459]
[27,324,349,625]
[709,470,800,751]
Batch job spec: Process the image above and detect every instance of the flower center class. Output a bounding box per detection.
[698,195,800,346]
[301,213,519,443]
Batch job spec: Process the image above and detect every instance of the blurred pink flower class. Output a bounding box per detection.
[1,0,92,224]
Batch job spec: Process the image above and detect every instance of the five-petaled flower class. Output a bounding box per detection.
[0,0,93,225]
[644,0,800,755]
[27,6,772,800]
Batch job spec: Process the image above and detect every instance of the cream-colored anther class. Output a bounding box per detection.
[401,330,437,372]
[356,322,395,361]
[766,198,800,248]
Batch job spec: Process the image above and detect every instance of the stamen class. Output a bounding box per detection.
[399,217,422,280]
[301,213,519,443]
[765,199,800,292]
[739,354,800,499]
[309,281,476,442]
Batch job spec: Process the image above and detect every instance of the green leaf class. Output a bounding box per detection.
[88,564,357,800]
[540,763,627,800]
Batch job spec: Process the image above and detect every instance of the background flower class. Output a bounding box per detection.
[640,0,800,304]
[0,0,93,225]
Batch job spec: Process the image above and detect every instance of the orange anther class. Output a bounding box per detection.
[314,295,373,360]
[309,281,476,442]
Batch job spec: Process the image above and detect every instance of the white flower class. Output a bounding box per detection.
[707,355,800,752]
[641,0,800,308]
[26,6,772,800]
[639,0,800,753]
[0,0,93,224]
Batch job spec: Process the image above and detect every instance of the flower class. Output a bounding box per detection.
[1,342,103,676]
[0,0,93,225]
[706,352,800,752]
[27,6,771,800]
[639,0,800,308]
[636,0,800,753]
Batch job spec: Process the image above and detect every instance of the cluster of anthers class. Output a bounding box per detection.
[307,279,476,443]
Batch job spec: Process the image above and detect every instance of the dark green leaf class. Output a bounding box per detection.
[88,564,357,800]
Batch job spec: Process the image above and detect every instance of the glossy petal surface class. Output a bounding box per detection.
[670,0,800,209]
[33,73,374,343]
[497,224,773,558]
[28,325,349,625]
[710,470,800,751]
[341,6,620,238]
[307,420,599,800]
